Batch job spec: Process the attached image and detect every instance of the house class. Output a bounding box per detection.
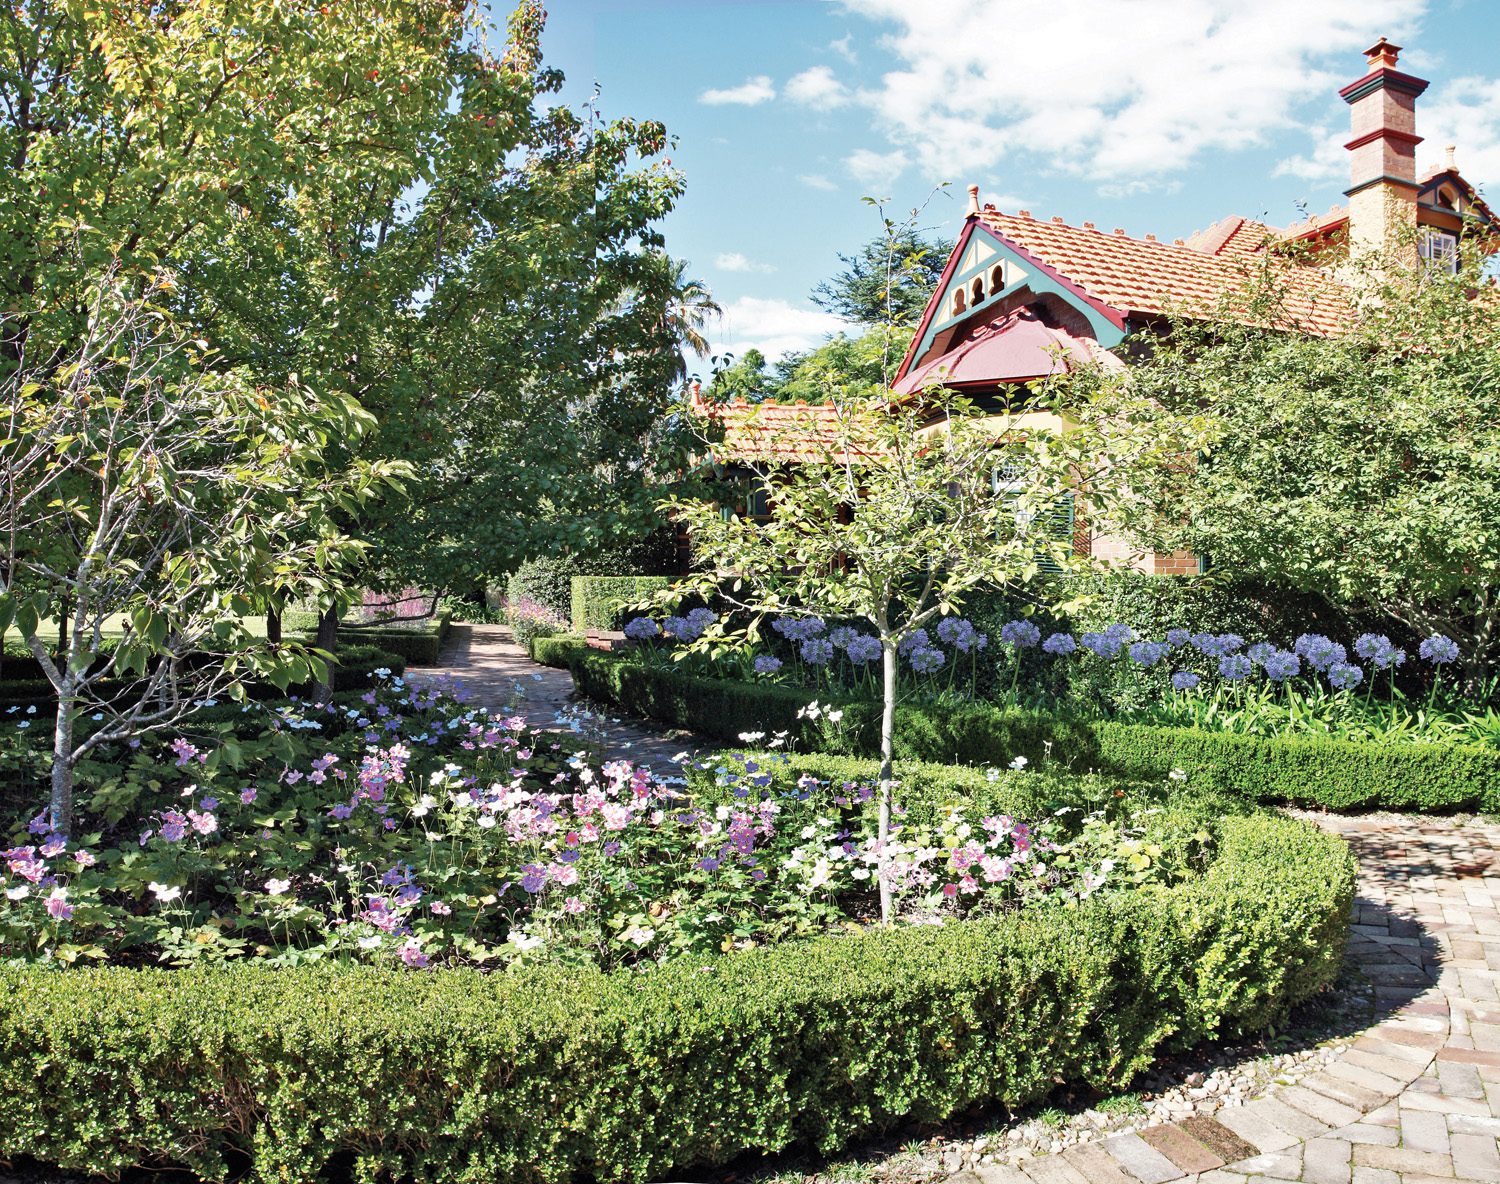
[694,39,1495,575]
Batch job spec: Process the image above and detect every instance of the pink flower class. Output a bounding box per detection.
[942,882,959,899]
[73,849,95,868]
[240,787,258,804]
[189,810,217,836]
[563,896,586,914]
[430,901,452,916]
[265,879,291,895]
[551,863,579,887]
[399,939,430,969]
[46,887,72,920]
[960,874,980,895]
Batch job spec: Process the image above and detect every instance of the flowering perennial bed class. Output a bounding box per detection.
[0,808,1352,1184]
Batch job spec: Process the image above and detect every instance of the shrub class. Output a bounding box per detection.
[509,597,567,647]
[507,554,583,621]
[329,614,450,665]
[529,635,587,668]
[0,812,1351,1184]
[570,575,669,633]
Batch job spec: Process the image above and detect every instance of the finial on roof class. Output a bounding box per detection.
[966,184,980,216]
[1112,228,1125,236]
[1173,237,1185,245]
[1445,145,1457,170]
[1363,37,1401,70]
[1019,209,1032,219]
[1051,215,1064,223]
[1083,221,1096,230]
[1145,234,1156,241]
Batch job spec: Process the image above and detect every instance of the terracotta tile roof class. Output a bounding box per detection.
[976,209,1353,336]
[690,394,882,464]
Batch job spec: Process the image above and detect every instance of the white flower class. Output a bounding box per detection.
[622,926,655,947]
[449,791,474,808]
[800,825,818,839]
[985,768,1000,783]
[851,867,871,880]
[738,731,765,743]
[1009,756,1028,770]
[149,882,183,902]
[716,805,732,820]
[6,886,28,900]
[477,815,496,829]
[1100,858,1116,873]
[955,823,972,840]
[826,709,844,723]
[264,879,291,896]
[411,794,438,817]
[358,935,382,949]
[512,933,543,951]
[1169,767,1188,782]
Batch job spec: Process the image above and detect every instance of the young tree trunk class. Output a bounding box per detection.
[310,605,339,704]
[266,608,282,646]
[49,682,75,837]
[877,637,897,924]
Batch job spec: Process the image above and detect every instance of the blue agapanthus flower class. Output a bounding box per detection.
[846,635,883,664]
[829,626,857,649]
[801,638,835,665]
[1328,662,1364,690]
[1248,642,1275,666]
[1263,650,1301,681]
[753,655,783,675]
[1042,632,1077,655]
[1128,641,1167,666]
[1354,632,1406,670]
[623,617,659,640]
[898,630,930,655]
[999,620,1041,648]
[1165,628,1191,649]
[1419,635,1459,665]
[907,645,946,674]
[1294,633,1346,672]
[1172,671,1201,691]
[1219,654,1253,680]
[1081,623,1132,658]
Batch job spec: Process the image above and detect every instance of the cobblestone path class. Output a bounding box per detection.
[952,815,1500,1184]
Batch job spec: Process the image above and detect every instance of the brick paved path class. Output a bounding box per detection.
[955,815,1500,1184]
[430,624,713,772]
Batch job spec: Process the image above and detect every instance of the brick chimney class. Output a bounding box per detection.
[1341,38,1428,256]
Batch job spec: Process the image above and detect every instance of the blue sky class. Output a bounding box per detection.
[538,0,1500,371]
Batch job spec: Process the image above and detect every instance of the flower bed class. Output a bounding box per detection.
[569,650,1500,814]
[0,807,1352,1184]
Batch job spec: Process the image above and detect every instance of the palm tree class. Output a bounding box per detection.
[660,256,720,380]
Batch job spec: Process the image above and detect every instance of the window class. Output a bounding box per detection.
[1420,229,1458,274]
[994,463,1074,572]
[989,263,1007,295]
[950,287,967,317]
[971,277,985,305]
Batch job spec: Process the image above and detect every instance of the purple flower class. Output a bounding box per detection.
[999,620,1041,648]
[801,638,835,665]
[519,865,547,893]
[602,841,622,857]
[1189,632,1218,654]
[936,617,969,644]
[1081,623,1132,658]
[1219,654,1253,681]
[1172,672,1201,691]
[1355,633,1406,671]
[199,796,219,812]
[1128,641,1167,667]
[1165,628,1190,649]
[956,630,988,654]
[1263,650,1301,681]
[241,787,258,804]
[845,635,883,664]
[1419,635,1459,665]
[27,813,49,836]
[829,626,857,649]
[623,617,659,640]
[754,655,783,675]
[1295,633,1346,671]
[661,616,691,640]
[908,645,946,674]
[1248,642,1275,666]
[1328,662,1364,690]
[39,834,66,858]
[773,616,825,641]
[897,629,929,655]
[1042,632,1077,655]
[695,856,721,872]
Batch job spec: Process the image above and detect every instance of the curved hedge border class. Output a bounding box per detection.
[0,814,1352,1184]
[570,652,1500,814]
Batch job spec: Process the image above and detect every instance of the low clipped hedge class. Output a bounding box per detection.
[528,634,588,668]
[0,812,1351,1184]
[571,652,1500,814]
[324,612,450,665]
[570,575,669,632]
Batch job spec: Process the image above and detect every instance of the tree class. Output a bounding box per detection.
[667,384,1194,921]
[810,226,952,327]
[1,277,402,835]
[657,256,721,380]
[1108,235,1500,689]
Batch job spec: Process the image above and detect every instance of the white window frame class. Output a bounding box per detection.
[1420,229,1459,275]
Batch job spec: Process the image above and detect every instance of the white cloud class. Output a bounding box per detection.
[699,75,776,106]
[712,297,850,363]
[786,65,851,110]
[842,0,1424,184]
[1420,75,1500,191]
[715,252,777,274]
[1274,125,1349,183]
[829,34,857,63]
[798,173,839,191]
[845,147,910,190]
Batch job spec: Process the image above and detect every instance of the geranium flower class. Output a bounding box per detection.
[149,882,183,902]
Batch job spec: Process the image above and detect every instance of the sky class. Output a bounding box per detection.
[537,0,1500,374]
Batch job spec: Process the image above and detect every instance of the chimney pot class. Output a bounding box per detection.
[1342,37,1428,257]
[1083,221,1096,230]
[1173,238,1185,245]
[1112,227,1126,236]
[1445,144,1457,170]
[1051,215,1065,223]
[966,184,980,216]
[1145,233,1157,241]
[1363,37,1401,70]
[1018,209,1032,218]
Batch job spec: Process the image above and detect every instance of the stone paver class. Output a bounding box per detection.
[427,623,714,769]
[970,815,1500,1184]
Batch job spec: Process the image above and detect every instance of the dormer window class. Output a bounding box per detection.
[1420,228,1458,274]
[971,277,985,305]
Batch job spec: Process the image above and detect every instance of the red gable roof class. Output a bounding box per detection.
[690,392,881,465]
[974,209,1353,337]
[892,306,1122,395]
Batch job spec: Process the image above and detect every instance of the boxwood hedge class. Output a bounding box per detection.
[569,652,1500,813]
[0,812,1350,1184]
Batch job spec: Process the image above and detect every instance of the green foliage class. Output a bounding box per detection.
[809,227,953,326]
[571,576,670,632]
[0,811,1350,1184]
[528,635,588,667]
[1104,241,1500,685]
[508,555,585,620]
